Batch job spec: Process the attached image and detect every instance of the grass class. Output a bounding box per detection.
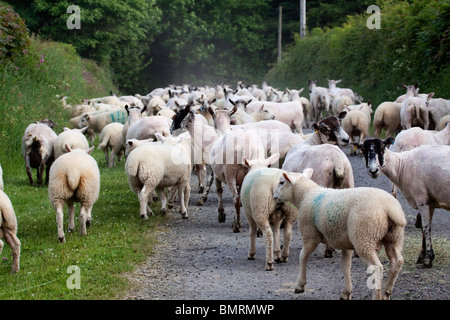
[0,148,164,299]
[0,37,164,299]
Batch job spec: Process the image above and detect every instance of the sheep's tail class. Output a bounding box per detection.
[384,205,407,245]
[66,167,82,191]
[415,104,421,122]
[98,132,110,150]
[333,165,345,187]
[0,194,18,233]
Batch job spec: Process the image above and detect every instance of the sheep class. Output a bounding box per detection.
[21,120,58,186]
[122,105,147,147]
[288,89,312,128]
[308,80,331,122]
[273,168,406,300]
[400,93,433,130]
[98,122,125,167]
[331,94,353,115]
[342,102,373,156]
[437,115,450,131]
[372,102,402,138]
[125,132,192,219]
[78,109,128,135]
[244,97,305,135]
[54,127,90,159]
[48,145,100,243]
[261,131,305,168]
[327,79,356,103]
[125,138,156,158]
[361,138,450,268]
[0,190,21,273]
[229,104,275,125]
[240,153,298,271]
[209,126,265,232]
[126,115,171,142]
[427,97,450,129]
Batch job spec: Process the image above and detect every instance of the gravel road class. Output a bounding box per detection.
[124,131,449,301]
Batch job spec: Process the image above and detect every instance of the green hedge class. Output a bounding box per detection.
[266,0,450,107]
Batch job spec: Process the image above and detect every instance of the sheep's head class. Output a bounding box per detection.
[361,137,394,179]
[273,169,313,204]
[170,103,192,134]
[312,112,349,146]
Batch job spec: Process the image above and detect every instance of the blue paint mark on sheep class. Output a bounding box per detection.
[110,111,127,124]
[242,168,275,199]
[312,191,328,227]
[325,198,343,226]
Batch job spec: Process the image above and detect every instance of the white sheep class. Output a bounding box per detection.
[98,122,125,167]
[0,190,21,273]
[124,138,156,158]
[126,115,171,142]
[21,120,58,186]
[372,102,402,138]
[342,102,373,156]
[48,145,100,243]
[54,127,90,159]
[308,80,331,122]
[362,138,450,268]
[273,168,406,300]
[78,109,128,134]
[125,132,192,219]
[241,153,298,271]
[427,97,450,129]
[327,79,357,103]
[400,94,433,130]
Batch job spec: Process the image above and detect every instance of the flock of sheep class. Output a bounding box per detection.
[0,79,449,300]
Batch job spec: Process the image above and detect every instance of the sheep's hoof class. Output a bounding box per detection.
[218,209,226,223]
[181,212,188,219]
[58,236,65,243]
[198,186,204,193]
[247,255,255,260]
[160,208,167,216]
[196,199,204,206]
[140,214,149,220]
[232,221,240,233]
[280,256,288,263]
[265,263,273,271]
[294,287,304,294]
[168,203,174,209]
[86,219,91,228]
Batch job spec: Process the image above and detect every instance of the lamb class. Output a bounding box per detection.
[400,94,433,130]
[125,132,192,219]
[342,102,373,156]
[48,145,100,243]
[54,127,90,159]
[229,104,275,125]
[372,102,402,138]
[21,120,58,186]
[209,126,265,232]
[0,190,21,273]
[98,122,125,167]
[126,115,171,142]
[78,109,128,134]
[273,168,406,300]
[124,138,156,158]
[361,138,450,268]
[244,99,304,135]
[308,80,331,122]
[241,153,298,271]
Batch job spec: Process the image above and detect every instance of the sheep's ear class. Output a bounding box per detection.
[79,126,88,134]
[127,140,134,147]
[243,158,250,168]
[63,127,71,132]
[155,132,165,142]
[311,123,319,133]
[259,104,264,111]
[302,168,314,179]
[266,152,280,166]
[209,98,216,104]
[229,98,236,107]
[427,92,435,101]
[282,172,293,184]
[298,88,304,94]
[207,106,215,118]
[64,144,72,153]
[125,105,130,114]
[141,105,147,114]
[229,105,238,116]
[86,146,95,154]
[338,111,347,120]
[383,137,395,147]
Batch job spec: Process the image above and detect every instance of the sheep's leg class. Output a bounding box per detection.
[272,220,283,264]
[25,155,34,186]
[417,205,435,267]
[36,163,45,186]
[215,178,225,223]
[295,239,320,293]
[262,221,274,271]
[55,202,65,243]
[383,243,404,300]
[156,187,167,216]
[79,205,89,236]
[3,229,21,273]
[86,207,93,228]
[0,239,3,259]
[103,147,110,167]
[167,187,178,209]
[359,251,383,300]
[246,215,257,260]
[196,164,206,193]
[177,183,189,219]
[340,249,354,300]
[67,200,75,232]
[197,170,214,206]
[138,185,153,220]
[280,218,294,263]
